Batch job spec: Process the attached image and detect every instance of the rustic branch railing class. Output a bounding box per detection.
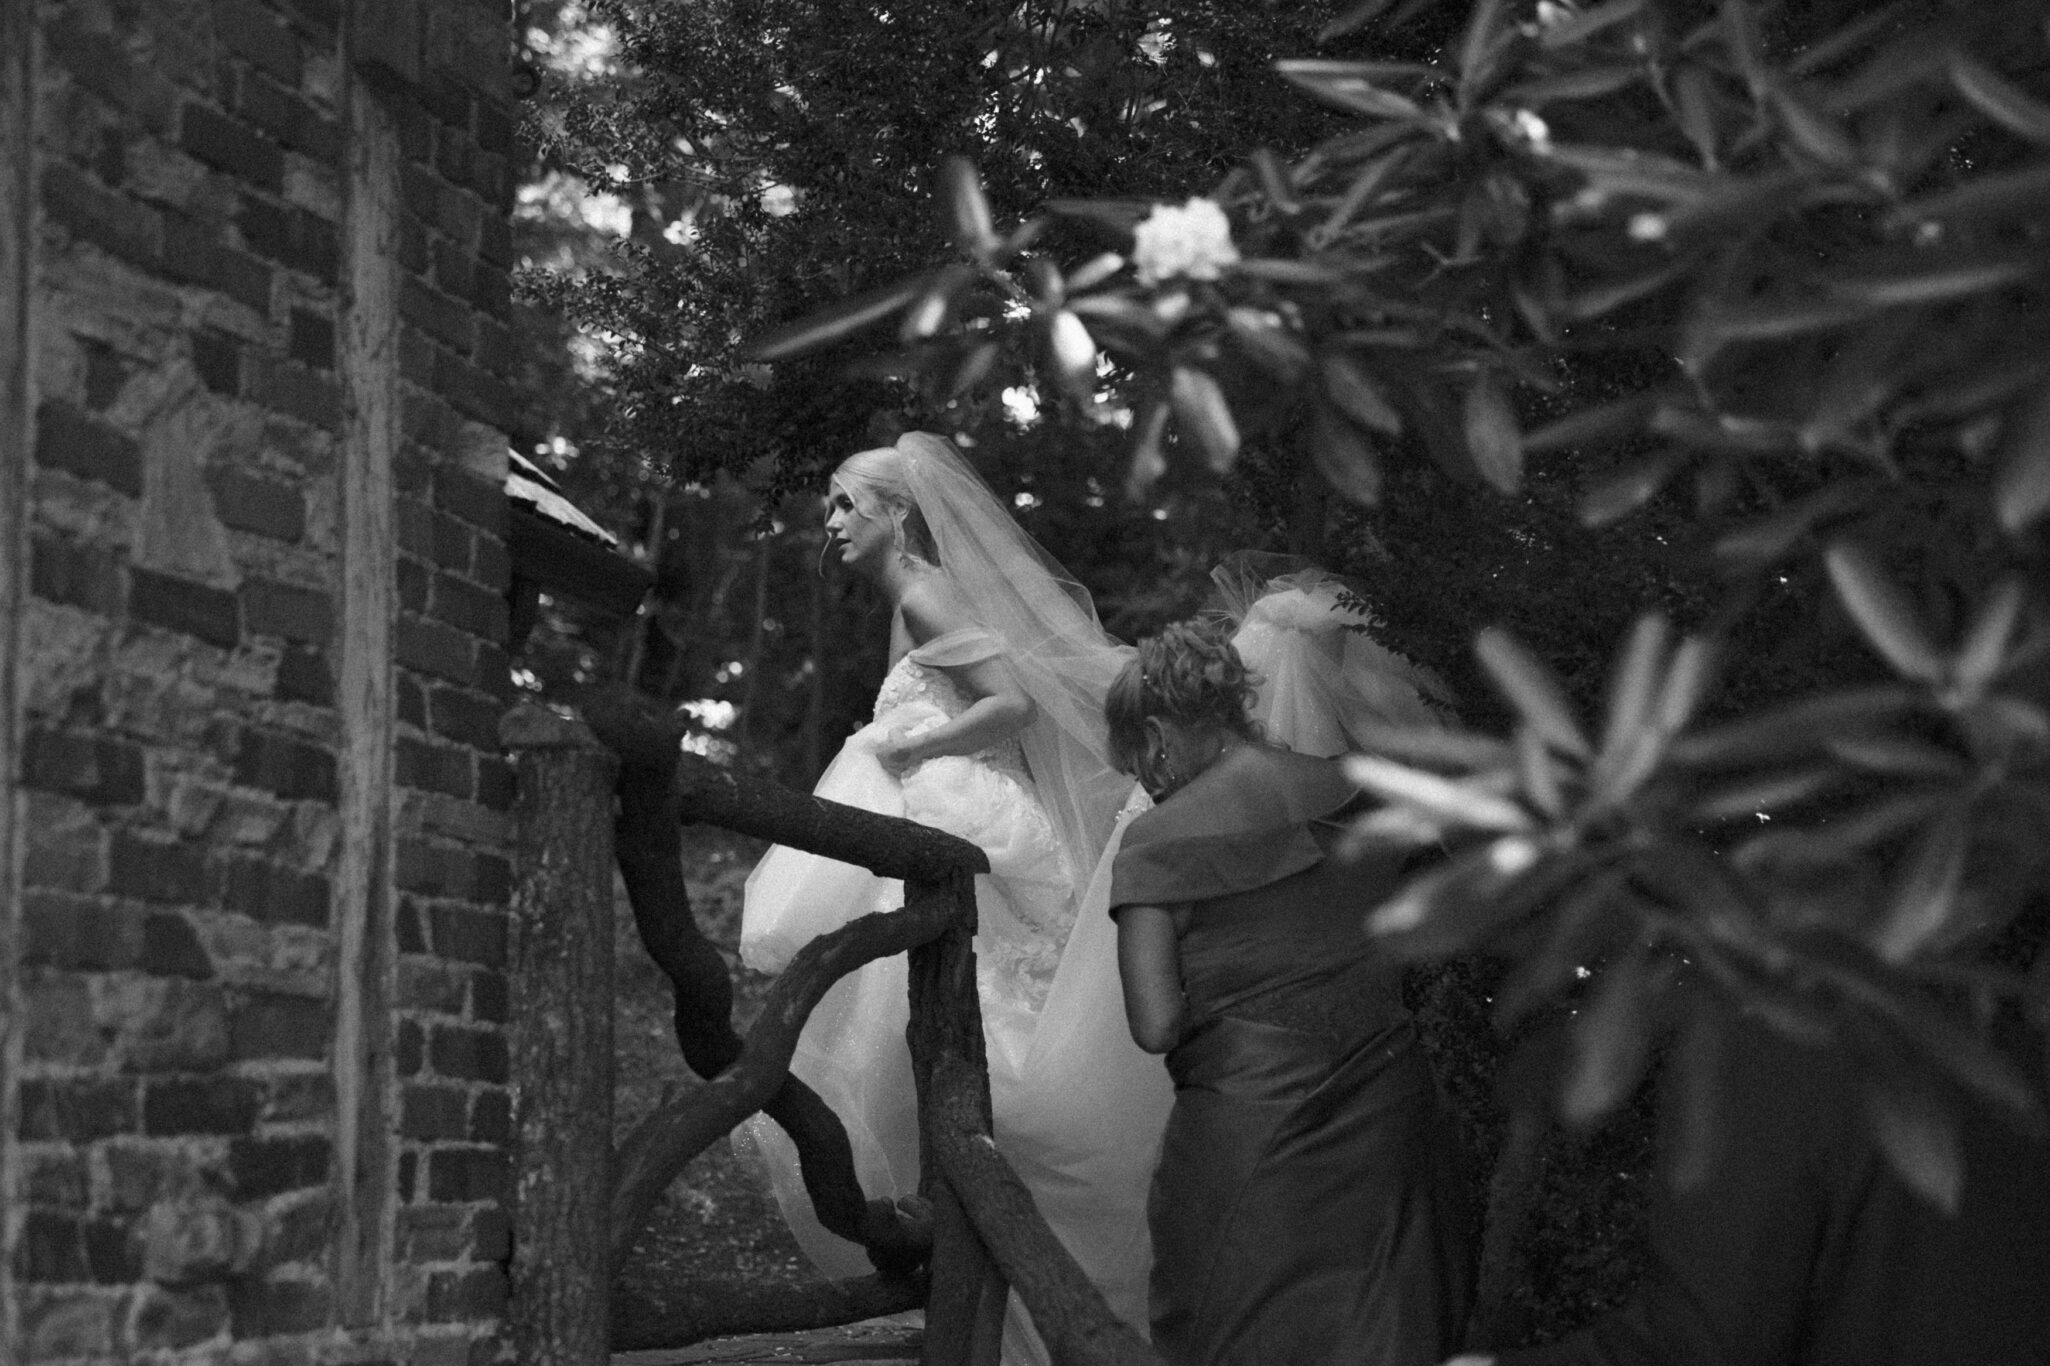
[536,684,1161,1365]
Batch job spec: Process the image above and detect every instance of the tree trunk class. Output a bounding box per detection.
[505,704,618,1366]
[611,1273,925,1351]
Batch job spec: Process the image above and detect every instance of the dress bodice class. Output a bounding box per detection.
[874,653,1032,780]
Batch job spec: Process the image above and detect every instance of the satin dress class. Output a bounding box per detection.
[1110,744,1474,1366]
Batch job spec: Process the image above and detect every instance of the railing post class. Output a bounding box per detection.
[504,702,618,1364]
[906,872,1007,1366]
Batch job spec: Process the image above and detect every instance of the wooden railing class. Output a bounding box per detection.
[504,688,1159,1365]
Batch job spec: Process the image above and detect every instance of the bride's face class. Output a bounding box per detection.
[824,479,893,575]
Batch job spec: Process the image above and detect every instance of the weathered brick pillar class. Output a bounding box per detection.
[1,7,38,1361]
[503,703,616,1364]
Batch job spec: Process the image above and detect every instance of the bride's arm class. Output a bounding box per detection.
[874,575,1037,773]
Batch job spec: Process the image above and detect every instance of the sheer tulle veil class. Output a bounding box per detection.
[892,432,1136,877]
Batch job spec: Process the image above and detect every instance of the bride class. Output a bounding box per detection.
[735,432,1171,1360]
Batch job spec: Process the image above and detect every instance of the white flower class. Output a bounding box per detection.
[1131,197,1240,286]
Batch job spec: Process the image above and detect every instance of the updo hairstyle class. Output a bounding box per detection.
[833,445,939,564]
[1105,620,1260,776]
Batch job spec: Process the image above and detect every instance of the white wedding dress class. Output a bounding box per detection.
[736,626,1170,1361]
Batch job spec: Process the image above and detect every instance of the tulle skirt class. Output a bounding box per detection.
[737,720,1172,1362]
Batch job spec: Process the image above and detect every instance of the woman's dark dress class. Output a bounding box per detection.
[1109,745,1473,1366]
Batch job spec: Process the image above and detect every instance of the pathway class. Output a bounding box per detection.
[614,1319,923,1365]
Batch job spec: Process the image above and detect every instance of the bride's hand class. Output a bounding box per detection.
[873,730,925,776]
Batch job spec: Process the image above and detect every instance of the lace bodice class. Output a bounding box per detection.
[875,653,1033,780]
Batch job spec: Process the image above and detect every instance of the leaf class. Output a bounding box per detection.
[1344,754,1534,832]
[944,341,999,398]
[1712,484,1865,568]
[1600,615,1670,763]
[1656,637,1717,734]
[1476,628,1591,757]
[1671,685,1913,768]
[1663,1001,1725,1190]
[1692,767,1837,822]
[1824,541,1947,684]
[1504,64,1642,105]
[1538,0,1644,50]
[745,275,931,361]
[1720,0,1769,97]
[1343,722,1514,771]
[1874,813,1967,963]
[1276,61,1429,120]
[1579,449,1686,526]
[1948,50,2050,146]
[1463,371,1524,494]
[1308,405,1384,505]
[1310,148,1410,246]
[1233,258,1349,286]
[1824,736,1965,779]
[1227,308,1312,381]
[1318,0,1403,43]
[1889,163,2050,229]
[941,156,996,258]
[1952,579,2024,697]
[898,264,976,342]
[1560,951,1656,1128]
[1864,1076,1962,1214]
[1830,252,2040,308]
[1045,310,1097,388]
[1124,402,1170,501]
[1994,384,2050,534]
[1169,366,1240,473]
[1671,63,1722,168]
[1320,353,1404,434]
[1769,82,1861,166]
[1044,197,1157,232]
[1066,253,1125,292]
[1527,390,1660,454]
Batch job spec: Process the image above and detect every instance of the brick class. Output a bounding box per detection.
[99,976,231,1072]
[143,1075,262,1136]
[400,276,475,353]
[18,1077,138,1142]
[398,897,428,953]
[395,730,471,791]
[180,102,284,191]
[241,576,332,642]
[397,1205,468,1261]
[473,317,514,380]
[227,1276,330,1337]
[23,727,147,804]
[237,195,340,280]
[430,508,475,572]
[24,1150,91,1208]
[265,1071,335,1124]
[432,466,507,536]
[288,307,335,369]
[428,1024,507,1084]
[470,1205,511,1261]
[84,1218,143,1283]
[229,990,330,1060]
[398,616,478,685]
[218,0,304,83]
[237,71,343,163]
[468,1087,511,1146]
[399,211,432,273]
[81,339,130,411]
[428,904,506,968]
[403,1021,432,1074]
[477,211,513,269]
[131,1285,230,1351]
[209,466,306,541]
[142,913,216,978]
[397,498,436,558]
[426,685,500,752]
[36,400,144,495]
[109,829,209,904]
[471,262,511,319]
[433,350,518,430]
[402,394,460,456]
[130,567,241,648]
[23,895,140,972]
[30,535,125,614]
[396,671,428,728]
[398,556,431,612]
[44,15,176,132]
[14,1210,90,1283]
[262,1192,333,1263]
[228,1133,331,1198]
[423,1266,507,1322]
[398,959,467,1014]
[473,853,510,905]
[472,149,513,208]
[401,1084,468,1140]
[421,72,474,130]
[254,358,341,427]
[21,1287,121,1359]
[39,160,160,269]
[428,571,508,641]
[163,215,275,315]
[232,728,338,802]
[276,0,340,37]
[431,236,475,299]
[469,970,508,1024]
[193,328,243,395]
[426,1147,509,1204]
[398,1150,418,1202]
[275,641,333,706]
[398,99,436,163]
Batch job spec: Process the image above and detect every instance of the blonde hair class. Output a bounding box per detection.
[833,445,938,564]
[1104,620,1260,775]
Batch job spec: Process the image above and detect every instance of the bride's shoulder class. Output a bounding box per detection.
[898,569,977,644]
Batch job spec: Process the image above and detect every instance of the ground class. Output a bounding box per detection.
[612,827,821,1299]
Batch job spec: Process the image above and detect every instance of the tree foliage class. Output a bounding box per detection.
[759,0,2050,1205]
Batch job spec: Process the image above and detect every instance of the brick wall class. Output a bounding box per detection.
[7,1,523,1361]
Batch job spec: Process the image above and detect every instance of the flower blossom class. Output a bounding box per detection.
[1131,197,1240,286]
